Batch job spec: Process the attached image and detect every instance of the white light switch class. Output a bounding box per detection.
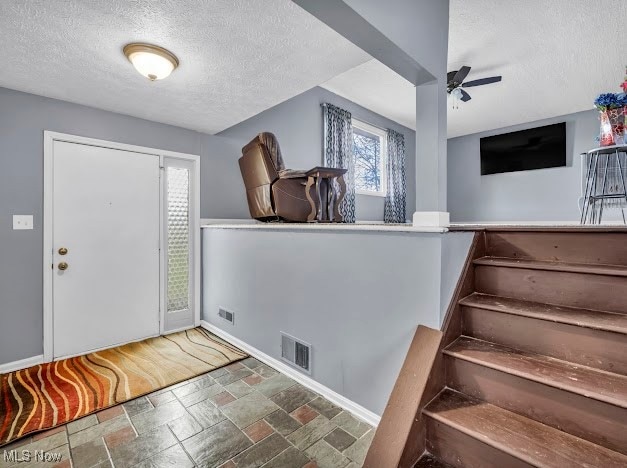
[13,215,34,230]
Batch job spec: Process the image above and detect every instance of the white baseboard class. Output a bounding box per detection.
[0,354,44,374]
[201,321,381,427]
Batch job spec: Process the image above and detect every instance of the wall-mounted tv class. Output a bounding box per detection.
[480,122,566,175]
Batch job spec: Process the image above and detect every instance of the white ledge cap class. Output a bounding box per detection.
[201,219,447,233]
[412,211,450,228]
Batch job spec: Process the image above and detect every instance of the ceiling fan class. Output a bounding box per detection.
[447,66,502,103]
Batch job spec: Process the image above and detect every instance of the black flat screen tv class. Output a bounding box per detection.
[480,122,566,175]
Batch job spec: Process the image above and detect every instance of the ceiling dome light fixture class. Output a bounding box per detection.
[123,43,179,81]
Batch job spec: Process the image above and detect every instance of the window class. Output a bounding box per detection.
[353,119,387,196]
[166,165,191,314]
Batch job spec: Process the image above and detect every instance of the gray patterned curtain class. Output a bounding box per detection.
[384,129,407,223]
[323,103,356,223]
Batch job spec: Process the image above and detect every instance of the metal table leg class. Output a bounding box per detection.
[598,153,610,224]
[616,150,627,225]
[584,151,600,224]
[581,152,594,224]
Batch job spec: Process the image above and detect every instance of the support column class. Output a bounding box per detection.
[291,0,451,226]
[413,79,449,227]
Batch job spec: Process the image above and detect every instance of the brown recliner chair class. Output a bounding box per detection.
[239,133,315,222]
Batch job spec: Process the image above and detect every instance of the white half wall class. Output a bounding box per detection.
[202,227,473,415]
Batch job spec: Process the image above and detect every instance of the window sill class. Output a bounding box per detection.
[356,190,386,198]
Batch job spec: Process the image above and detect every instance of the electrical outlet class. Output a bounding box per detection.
[13,215,34,230]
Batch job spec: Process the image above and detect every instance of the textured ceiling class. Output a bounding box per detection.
[321,59,416,130]
[0,0,370,134]
[322,0,627,138]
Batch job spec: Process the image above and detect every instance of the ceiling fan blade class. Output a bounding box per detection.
[462,76,502,88]
[460,89,472,102]
[453,66,471,84]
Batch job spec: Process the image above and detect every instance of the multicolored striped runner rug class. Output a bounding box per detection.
[0,328,246,446]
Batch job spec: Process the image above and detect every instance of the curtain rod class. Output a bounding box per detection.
[321,102,389,133]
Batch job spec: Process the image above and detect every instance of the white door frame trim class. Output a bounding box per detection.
[43,131,200,362]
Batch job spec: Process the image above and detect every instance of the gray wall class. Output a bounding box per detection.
[447,109,610,222]
[219,86,417,221]
[198,134,250,219]
[0,84,415,365]
[0,86,249,365]
[202,228,472,415]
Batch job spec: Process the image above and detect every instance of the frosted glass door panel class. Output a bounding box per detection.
[167,167,190,313]
[163,158,195,331]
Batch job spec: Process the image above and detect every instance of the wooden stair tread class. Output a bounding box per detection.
[459,293,627,334]
[474,256,627,277]
[423,389,627,467]
[413,454,454,468]
[444,336,627,408]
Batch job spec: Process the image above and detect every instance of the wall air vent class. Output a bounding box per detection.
[218,307,234,325]
[281,332,311,374]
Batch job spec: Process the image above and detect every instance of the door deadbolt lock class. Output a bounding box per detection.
[58,262,69,271]
[58,247,68,255]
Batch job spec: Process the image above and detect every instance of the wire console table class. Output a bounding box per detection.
[581,144,627,224]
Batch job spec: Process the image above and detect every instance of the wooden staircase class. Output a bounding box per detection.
[366,228,627,468]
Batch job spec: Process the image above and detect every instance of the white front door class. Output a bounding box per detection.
[52,141,160,359]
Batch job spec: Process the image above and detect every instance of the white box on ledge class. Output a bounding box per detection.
[413,211,450,228]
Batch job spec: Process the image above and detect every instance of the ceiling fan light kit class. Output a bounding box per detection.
[447,65,502,108]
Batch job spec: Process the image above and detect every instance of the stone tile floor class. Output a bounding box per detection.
[1,358,374,468]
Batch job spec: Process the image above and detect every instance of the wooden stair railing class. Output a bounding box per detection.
[365,228,627,468]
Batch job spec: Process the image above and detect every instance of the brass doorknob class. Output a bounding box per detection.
[58,247,68,255]
[58,262,69,271]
